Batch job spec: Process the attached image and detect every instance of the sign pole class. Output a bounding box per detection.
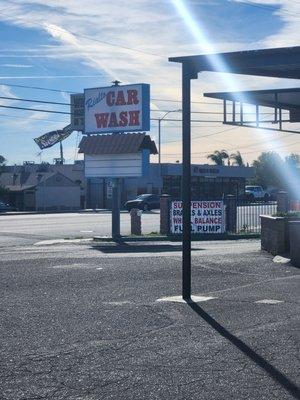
[112,178,121,240]
[60,141,64,163]
[182,64,192,301]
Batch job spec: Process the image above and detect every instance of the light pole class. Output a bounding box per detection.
[158,109,181,171]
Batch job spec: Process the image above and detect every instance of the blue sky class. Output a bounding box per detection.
[0,0,299,165]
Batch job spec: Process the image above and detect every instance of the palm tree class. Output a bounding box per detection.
[207,150,229,166]
[229,151,245,166]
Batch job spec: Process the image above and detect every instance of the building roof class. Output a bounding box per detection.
[0,171,77,192]
[78,133,158,155]
[169,46,300,79]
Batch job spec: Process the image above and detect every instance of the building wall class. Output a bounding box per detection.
[36,185,81,211]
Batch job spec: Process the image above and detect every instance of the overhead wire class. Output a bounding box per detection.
[0,10,166,59]
[0,83,224,106]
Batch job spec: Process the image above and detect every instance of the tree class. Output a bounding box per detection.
[230,151,245,166]
[0,155,5,173]
[207,150,229,166]
[285,153,300,167]
[251,152,284,188]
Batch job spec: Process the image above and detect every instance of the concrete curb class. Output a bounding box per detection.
[93,233,260,242]
[0,209,131,216]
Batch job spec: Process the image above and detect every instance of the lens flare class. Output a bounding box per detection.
[171,0,300,200]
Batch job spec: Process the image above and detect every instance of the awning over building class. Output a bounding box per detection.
[169,46,300,79]
[204,87,300,110]
[78,133,157,155]
[204,87,300,129]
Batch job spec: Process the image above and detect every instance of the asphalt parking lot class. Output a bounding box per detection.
[0,237,299,400]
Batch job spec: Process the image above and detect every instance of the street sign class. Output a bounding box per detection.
[106,180,113,199]
[171,201,225,234]
[84,83,150,134]
[70,93,85,132]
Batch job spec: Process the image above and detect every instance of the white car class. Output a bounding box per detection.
[245,185,269,201]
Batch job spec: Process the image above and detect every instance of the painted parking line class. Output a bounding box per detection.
[156,295,217,303]
[255,299,284,304]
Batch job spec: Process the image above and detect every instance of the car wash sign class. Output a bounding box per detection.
[84,83,150,134]
[171,201,225,234]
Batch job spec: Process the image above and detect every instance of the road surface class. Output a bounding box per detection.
[0,211,160,242]
[0,221,299,399]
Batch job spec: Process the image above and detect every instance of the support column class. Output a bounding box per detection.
[226,194,237,233]
[277,190,289,213]
[182,64,192,300]
[160,194,171,235]
[112,178,121,239]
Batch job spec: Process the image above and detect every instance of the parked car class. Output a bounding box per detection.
[125,194,161,211]
[0,201,12,212]
[245,185,269,201]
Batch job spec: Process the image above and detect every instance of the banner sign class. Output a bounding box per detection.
[70,93,85,131]
[171,201,225,234]
[34,126,72,150]
[84,83,150,134]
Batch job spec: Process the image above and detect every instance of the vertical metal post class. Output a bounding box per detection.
[112,178,121,239]
[60,141,64,162]
[158,118,161,167]
[223,100,227,124]
[256,105,259,128]
[182,64,192,300]
[240,102,244,125]
[279,108,283,131]
[232,101,236,123]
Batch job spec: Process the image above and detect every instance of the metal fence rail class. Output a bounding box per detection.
[237,201,277,234]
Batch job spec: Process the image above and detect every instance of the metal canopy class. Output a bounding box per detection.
[168,46,300,301]
[169,46,300,79]
[204,87,300,110]
[204,87,300,133]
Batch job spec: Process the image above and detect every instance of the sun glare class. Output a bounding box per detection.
[171,0,300,200]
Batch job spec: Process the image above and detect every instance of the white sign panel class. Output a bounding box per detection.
[171,201,225,234]
[84,84,150,134]
[85,153,144,178]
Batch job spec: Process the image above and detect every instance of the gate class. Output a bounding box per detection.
[237,201,277,234]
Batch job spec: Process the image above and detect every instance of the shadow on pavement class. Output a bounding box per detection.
[92,243,203,254]
[188,300,300,399]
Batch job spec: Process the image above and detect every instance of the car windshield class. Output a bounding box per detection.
[246,186,259,190]
[137,194,152,199]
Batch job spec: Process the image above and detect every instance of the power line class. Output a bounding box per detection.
[0,95,69,106]
[0,103,226,122]
[0,10,165,59]
[0,104,70,114]
[0,83,75,94]
[0,112,67,124]
[235,0,300,19]
[0,83,225,106]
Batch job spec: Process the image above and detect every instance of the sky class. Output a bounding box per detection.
[0,0,299,166]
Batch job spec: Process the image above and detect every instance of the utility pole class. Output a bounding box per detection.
[158,109,181,189]
[111,80,122,240]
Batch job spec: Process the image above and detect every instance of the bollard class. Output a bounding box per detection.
[160,194,171,235]
[277,191,289,213]
[130,208,142,235]
[226,194,237,233]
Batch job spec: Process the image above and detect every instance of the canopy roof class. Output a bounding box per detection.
[169,46,300,79]
[204,87,300,110]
